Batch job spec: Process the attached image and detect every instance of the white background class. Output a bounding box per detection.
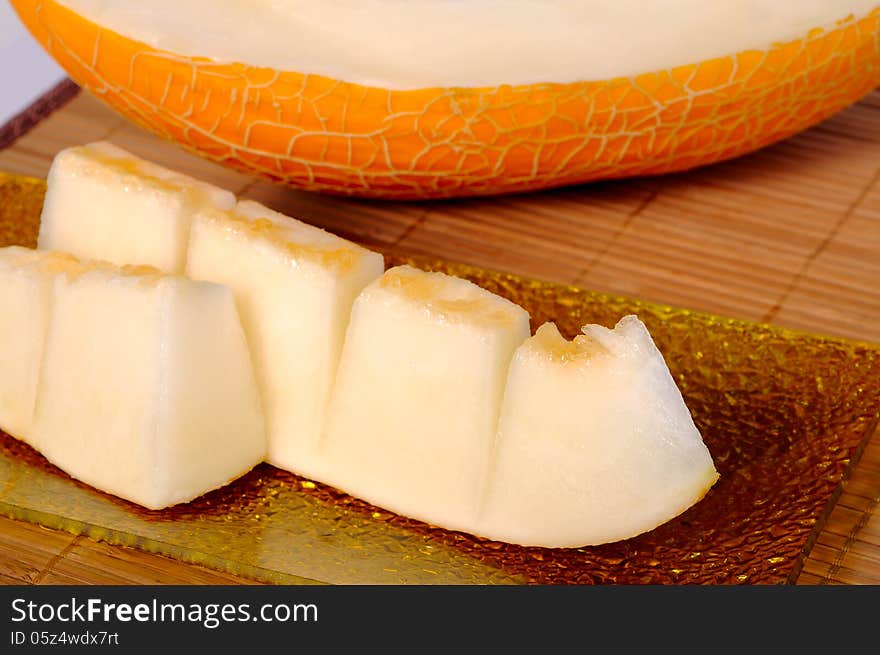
[0,2,66,127]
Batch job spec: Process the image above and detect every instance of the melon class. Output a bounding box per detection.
[11,0,880,198]
[0,246,266,509]
[4,145,720,543]
[37,142,385,481]
[0,247,77,443]
[186,199,384,480]
[321,265,531,532]
[478,318,719,548]
[38,141,234,273]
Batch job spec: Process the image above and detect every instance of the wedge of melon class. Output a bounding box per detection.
[321,265,531,531]
[0,247,81,443]
[478,318,719,548]
[38,141,234,273]
[6,248,267,509]
[186,199,384,479]
[15,144,720,544]
[38,140,386,480]
[11,0,880,198]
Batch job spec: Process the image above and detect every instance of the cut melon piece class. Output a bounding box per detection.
[31,253,265,509]
[478,318,719,548]
[38,141,234,273]
[185,199,384,479]
[321,265,531,531]
[0,247,84,444]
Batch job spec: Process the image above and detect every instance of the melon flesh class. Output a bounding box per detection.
[29,252,265,509]
[38,141,234,273]
[321,265,531,531]
[478,318,719,548]
[10,142,723,541]
[0,247,84,443]
[185,200,384,479]
[55,1,877,88]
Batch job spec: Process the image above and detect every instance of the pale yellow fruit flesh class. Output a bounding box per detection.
[321,265,531,532]
[185,199,384,480]
[0,247,86,443]
[38,141,388,482]
[57,0,878,88]
[38,141,234,273]
[11,249,267,509]
[478,318,719,548]
[15,143,721,543]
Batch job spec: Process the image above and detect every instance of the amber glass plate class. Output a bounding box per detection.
[1,173,878,585]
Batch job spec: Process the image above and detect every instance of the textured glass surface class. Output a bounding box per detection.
[1,172,878,584]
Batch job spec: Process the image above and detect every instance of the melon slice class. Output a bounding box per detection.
[321,265,531,531]
[38,141,234,273]
[0,247,82,443]
[29,251,265,509]
[478,318,719,548]
[185,199,384,479]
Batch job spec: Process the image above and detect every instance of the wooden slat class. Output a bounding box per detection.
[0,515,76,584]
[0,88,879,586]
[37,540,265,586]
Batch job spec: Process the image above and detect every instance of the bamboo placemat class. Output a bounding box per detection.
[1,86,879,585]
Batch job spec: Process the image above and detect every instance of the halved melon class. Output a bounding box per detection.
[11,0,880,198]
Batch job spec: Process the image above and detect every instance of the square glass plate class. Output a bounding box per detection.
[1,173,878,584]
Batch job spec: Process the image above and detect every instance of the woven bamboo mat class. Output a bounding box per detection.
[1,87,879,585]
